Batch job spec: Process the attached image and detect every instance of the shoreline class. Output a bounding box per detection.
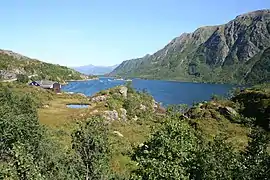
[65,78,99,82]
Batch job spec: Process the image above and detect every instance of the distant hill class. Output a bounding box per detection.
[0,49,88,83]
[110,9,270,85]
[73,64,118,75]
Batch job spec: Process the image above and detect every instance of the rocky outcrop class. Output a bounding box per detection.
[77,93,87,97]
[219,106,239,121]
[120,108,127,121]
[103,110,119,121]
[113,131,124,137]
[91,95,107,102]
[110,9,270,84]
[140,104,146,111]
[0,49,29,60]
[119,86,128,98]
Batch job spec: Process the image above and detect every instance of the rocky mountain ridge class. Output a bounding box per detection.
[110,9,270,84]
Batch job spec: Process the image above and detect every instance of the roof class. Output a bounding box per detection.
[35,80,59,89]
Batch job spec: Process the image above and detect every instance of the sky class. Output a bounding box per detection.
[0,0,269,67]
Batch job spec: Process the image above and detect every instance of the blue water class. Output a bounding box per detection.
[62,77,235,106]
[66,104,89,109]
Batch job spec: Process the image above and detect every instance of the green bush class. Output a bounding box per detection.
[16,74,29,83]
[131,112,270,179]
[72,116,112,180]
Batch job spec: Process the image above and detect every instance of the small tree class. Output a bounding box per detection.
[16,74,29,83]
[131,117,198,179]
[236,128,270,179]
[72,116,111,180]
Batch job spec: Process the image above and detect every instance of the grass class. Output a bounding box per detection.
[3,82,260,176]
[30,85,161,176]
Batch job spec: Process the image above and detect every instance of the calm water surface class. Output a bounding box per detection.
[66,104,89,109]
[62,77,235,106]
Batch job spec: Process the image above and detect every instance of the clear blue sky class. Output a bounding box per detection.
[0,0,269,66]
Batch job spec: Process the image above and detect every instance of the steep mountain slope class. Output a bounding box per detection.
[111,9,270,84]
[73,64,118,75]
[0,49,88,83]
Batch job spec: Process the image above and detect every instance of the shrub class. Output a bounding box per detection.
[16,74,29,83]
[72,116,112,180]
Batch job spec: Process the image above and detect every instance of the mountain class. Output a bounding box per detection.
[110,9,270,84]
[73,64,118,75]
[0,49,88,83]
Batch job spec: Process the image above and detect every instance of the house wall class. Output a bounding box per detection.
[53,83,61,93]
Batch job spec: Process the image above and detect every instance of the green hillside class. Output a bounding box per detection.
[111,9,270,85]
[0,50,89,83]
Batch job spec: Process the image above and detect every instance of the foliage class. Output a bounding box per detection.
[189,137,240,180]
[16,74,29,83]
[232,88,270,131]
[0,86,112,180]
[1,81,270,179]
[131,117,198,179]
[123,90,154,119]
[72,116,112,180]
[236,128,270,179]
[167,104,189,115]
[0,53,85,83]
[131,117,270,180]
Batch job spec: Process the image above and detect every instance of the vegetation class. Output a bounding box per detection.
[0,52,90,83]
[16,74,29,83]
[0,81,269,179]
[110,10,270,85]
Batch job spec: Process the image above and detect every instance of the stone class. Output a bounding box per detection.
[113,131,124,137]
[140,104,146,111]
[43,104,49,108]
[103,110,119,121]
[139,143,148,148]
[93,110,99,113]
[119,86,128,98]
[91,95,107,102]
[197,103,204,108]
[120,108,127,121]
[219,106,238,120]
[132,115,138,121]
[77,93,87,97]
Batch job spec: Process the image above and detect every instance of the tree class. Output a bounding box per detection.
[0,87,83,179]
[131,116,198,179]
[16,74,29,83]
[236,128,270,179]
[0,87,44,179]
[72,116,111,180]
[189,137,240,180]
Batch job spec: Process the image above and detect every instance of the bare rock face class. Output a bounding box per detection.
[103,110,119,121]
[120,108,127,121]
[91,95,107,102]
[119,86,128,98]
